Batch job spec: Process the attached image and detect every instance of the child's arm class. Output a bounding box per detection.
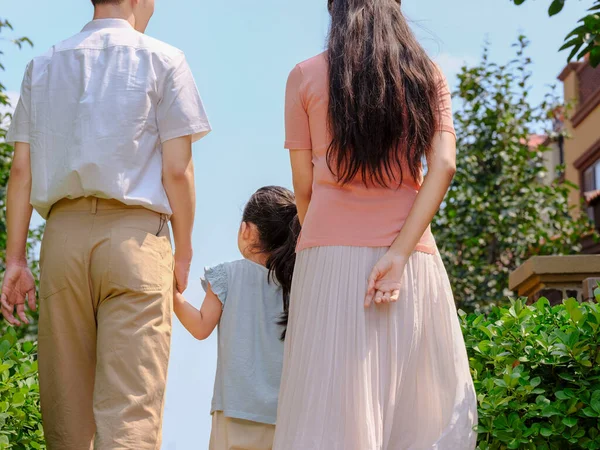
[173,284,223,340]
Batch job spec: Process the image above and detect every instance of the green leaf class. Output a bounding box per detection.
[559,373,575,382]
[548,0,565,16]
[591,390,600,413]
[0,341,10,359]
[560,38,582,51]
[541,405,561,417]
[590,46,600,70]
[562,416,578,427]
[567,41,584,62]
[11,392,25,407]
[536,298,550,313]
[477,325,493,339]
[565,25,588,40]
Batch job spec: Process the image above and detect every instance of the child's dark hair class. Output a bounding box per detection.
[242,186,301,340]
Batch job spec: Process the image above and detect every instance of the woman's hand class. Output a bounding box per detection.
[365,251,408,307]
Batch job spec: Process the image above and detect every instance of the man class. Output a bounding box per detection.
[1,0,210,448]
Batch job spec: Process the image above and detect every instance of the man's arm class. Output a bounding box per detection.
[162,135,195,293]
[1,142,36,326]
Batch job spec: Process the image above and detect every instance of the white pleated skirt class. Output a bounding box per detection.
[273,246,477,450]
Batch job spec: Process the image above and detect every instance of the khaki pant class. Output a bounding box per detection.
[38,197,174,450]
[209,412,276,450]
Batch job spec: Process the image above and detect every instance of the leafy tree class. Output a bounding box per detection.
[511,0,600,67]
[0,18,40,339]
[434,36,593,311]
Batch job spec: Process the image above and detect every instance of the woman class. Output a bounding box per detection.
[273,0,477,449]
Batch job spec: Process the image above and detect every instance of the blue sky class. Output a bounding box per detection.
[1,0,592,448]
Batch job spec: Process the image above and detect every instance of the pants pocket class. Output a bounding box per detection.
[39,229,68,299]
[108,227,173,292]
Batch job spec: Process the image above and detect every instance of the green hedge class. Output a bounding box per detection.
[461,297,600,449]
[2,296,600,449]
[0,329,44,449]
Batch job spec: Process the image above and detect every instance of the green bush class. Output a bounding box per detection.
[0,329,44,449]
[461,297,600,449]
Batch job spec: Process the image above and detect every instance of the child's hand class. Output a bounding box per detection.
[173,290,186,309]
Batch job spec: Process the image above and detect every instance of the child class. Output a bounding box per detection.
[174,186,300,450]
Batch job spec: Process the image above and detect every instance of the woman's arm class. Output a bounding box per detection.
[290,150,313,226]
[173,284,222,340]
[365,131,456,306]
[390,132,456,256]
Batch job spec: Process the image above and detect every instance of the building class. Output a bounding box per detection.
[508,57,600,303]
[559,55,600,253]
[529,133,562,185]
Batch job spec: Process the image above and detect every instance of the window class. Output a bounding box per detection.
[583,159,600,221]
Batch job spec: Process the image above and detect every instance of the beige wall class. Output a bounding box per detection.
[563,70,600,212]
[542,141,561,184]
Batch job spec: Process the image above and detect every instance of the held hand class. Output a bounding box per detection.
[173,288,186,308]
[174,252,192,294]
[1,260,37,326]
[365,251,408,308]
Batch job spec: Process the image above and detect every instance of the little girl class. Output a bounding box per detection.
[173,186,300,450]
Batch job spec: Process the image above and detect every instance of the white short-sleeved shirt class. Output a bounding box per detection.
[6,19,211,219]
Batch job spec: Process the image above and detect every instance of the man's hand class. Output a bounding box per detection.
[1,259,36,326]
[174,252,192,293]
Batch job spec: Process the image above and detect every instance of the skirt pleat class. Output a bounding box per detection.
[273,247,477,450]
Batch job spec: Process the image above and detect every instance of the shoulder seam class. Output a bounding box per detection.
[50,42,183,63]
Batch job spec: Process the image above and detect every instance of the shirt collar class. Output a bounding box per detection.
[81,18,134,32]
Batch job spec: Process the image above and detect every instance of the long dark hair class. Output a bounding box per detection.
[327,0,440,186]
[242,186,300,340]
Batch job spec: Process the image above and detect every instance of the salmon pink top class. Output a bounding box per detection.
[285,52,456,254]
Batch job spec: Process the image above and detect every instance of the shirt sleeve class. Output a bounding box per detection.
[157,53,211,145]
[201,263,228,306]
[284,64,312,150]
[435,69,456,137]
[6,62,33,145]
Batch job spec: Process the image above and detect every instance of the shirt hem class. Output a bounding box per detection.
[38,195,173,220]
[284,141,312,150]
[297,238,437,255]
[161,123,212,144]
[210,407,276,425]
[5,134,30,145]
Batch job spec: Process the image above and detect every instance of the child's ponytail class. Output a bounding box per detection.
[267,214,301,340]
[242,186,301,340]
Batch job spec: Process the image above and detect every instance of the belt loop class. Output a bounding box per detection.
[156,214,167,236]
[91,197,98,214]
